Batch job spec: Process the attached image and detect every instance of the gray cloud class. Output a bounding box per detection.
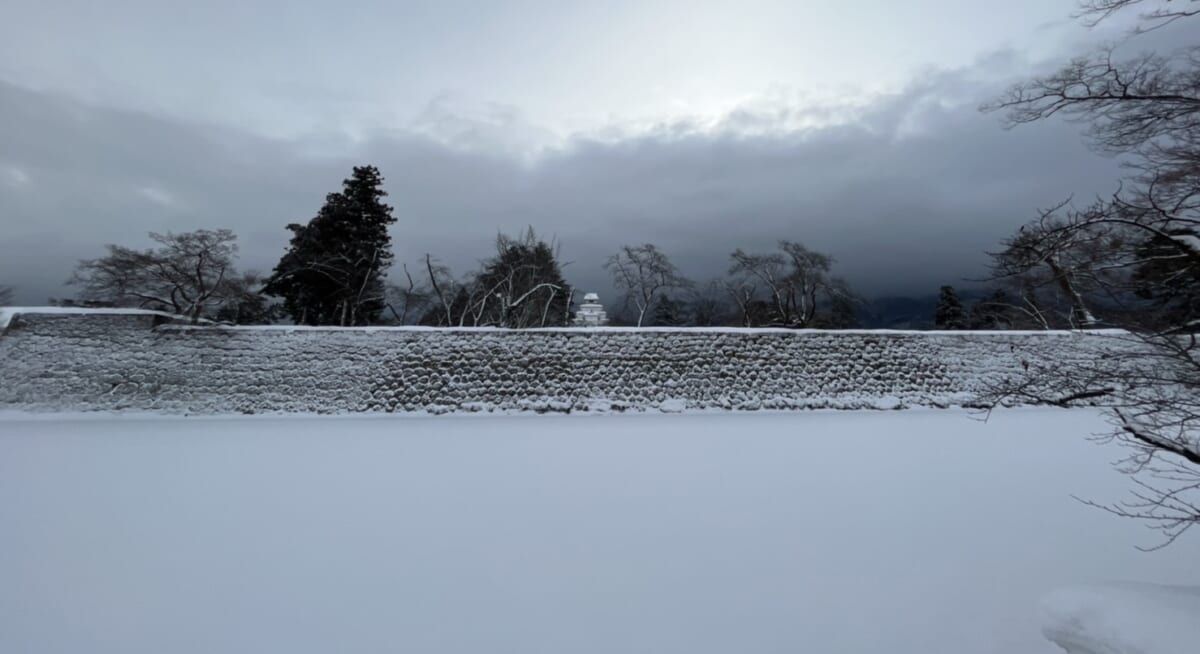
[0,51,1123,306]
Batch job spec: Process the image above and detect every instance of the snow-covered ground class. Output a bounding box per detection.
[1,409,1194,654]
[1042,583,1200,654]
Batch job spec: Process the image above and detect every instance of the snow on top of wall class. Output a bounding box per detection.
[162,323,1126,337]
[0,307,183,330]
[1042,583,1200,654]
[2,306,1127,337]
[1169,232,1200,252]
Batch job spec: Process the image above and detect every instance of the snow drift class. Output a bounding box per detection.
[2,409,1196,654]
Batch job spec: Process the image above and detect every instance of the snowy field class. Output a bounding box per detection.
[1,409,1196,654]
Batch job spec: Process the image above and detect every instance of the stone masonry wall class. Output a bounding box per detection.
[0,310,1126,415]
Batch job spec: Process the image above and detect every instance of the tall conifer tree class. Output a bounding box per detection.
[934,285,967,329]
[265,166,396,325]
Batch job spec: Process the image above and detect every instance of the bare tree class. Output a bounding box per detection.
[723,240,841,327]
[986,200,1138,327]
[382,263,430,325]
[0,285,12,306]
[689,280,733,326]
[980,327,1200,548]
[416,254,459,326]
[605,244,691,327]
[70,229,250,324]
[779,240,836,327]
[725,249,791,327]
[1076,0,1199,30]
[982,0,1200,546]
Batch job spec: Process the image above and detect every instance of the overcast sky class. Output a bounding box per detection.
[0,0,1169,304]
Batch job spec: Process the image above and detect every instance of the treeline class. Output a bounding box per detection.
[927,198,1200,335]
[51,165,871,328]
[45,159,1195,332]
[930,285,1053,331]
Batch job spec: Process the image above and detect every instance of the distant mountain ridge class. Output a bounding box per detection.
[861,289,986,329]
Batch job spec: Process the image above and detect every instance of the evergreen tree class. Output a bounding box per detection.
[471,228,572,328]
[264,166,396,326]
[933,285,967,329]
[1131,230,1200,330]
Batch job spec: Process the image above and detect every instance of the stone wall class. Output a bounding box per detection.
[0,309,1124,415]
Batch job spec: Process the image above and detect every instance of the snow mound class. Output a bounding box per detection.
[1041,583,1200,654]
[0,307,180,330]
[658,398,688,413]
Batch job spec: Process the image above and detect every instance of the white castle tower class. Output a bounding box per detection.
[573,292,609,327]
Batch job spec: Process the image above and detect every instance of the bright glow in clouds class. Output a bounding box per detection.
[2,165,31,188]
[0,0,1090,142]
[135,185,176,207]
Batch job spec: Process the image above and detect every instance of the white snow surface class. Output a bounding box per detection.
[1042,583,1200,654]
[1,408,1195,654]
[0,306,181,330]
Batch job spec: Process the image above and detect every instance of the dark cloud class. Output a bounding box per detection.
[0,53,1123,306]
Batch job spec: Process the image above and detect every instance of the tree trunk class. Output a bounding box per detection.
[1046,258,1097,327]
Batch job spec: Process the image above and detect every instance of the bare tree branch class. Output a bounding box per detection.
[980,0,1200,547]
[69,229,248,324]
[605,244,691,327]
